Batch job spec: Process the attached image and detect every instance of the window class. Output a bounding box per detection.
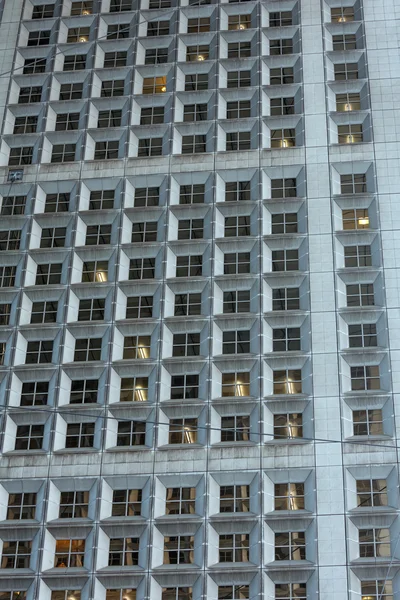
[0,266,16,288]
[183,103,208,122]
[176,255,202,277]
[143,76,167,94]
[271,178,297,198]
[78,298,105,321]
[169,418,197,444]
[138,138,163,157]
[275,532,306,560]
[63,54,86,71]
[21,381,48,406]
[0,541,31,568]
[71,1,93,14]
[147,20,170,36]
[52,592,82,600]
[270,97,295,116]
[51,144,76,163]
[145,48,168,64]
[331,7,354,22]
[85,224,112,245]
[273,369,302,394]
[40,227,66,248]
[172,333,200,357]
[224,252,250,275]
[227,70,251,88]
[120,377,148,402]
[270,67,294,85]
[45,193,69,212]
[182,134,207,154]
[149,0,171,7]
[186,44,209,62]
[74,338,102,361]
[117,421,146,446]
[359,528,390,558]
[272,213,298,234]
[8,146,33,166]
[225,181,251,202]
[228,14,251,30]
[82,260,108,283]
[272,288,300,311]
[67,27,90,43]
[98,109,122,128]
[0,303,10,325]
[336,92,361,112]
[219,534,249,563]
[26,340,53,364]
[228,42,251,58]
[351,365,380,391]
[272,249,299,271]
[220,486,249,513]
[338,124,363,144]
[164,536,194,564]
[31,301,58,324]
[112,489,142,516]
[54,539,85,568]
[89,190,114,210]
[126,296,153,319]
[360,581,393,600]
[140,106,164,125]
[221,416,250,442]
[185,73,208,91]
[13,116,38,134]
[171,374,199,400]
[15,425,44,450]
[70,379,98,404]
[226,132,251,151]
[270,39,293,55]
[36,263,62,285]
[334,63,358,80]
[275,483,305,510]
[343,208,369,229]
[110,0,132,10]
[226,100,251,119]
[94,141,119,160]
[178,218,203,240]
[60,83,83,100]
[32,4,54,18]
[222,372,250,397]
[353,410,383,436]
[224,215,251,236]
[346,283,374,307]
[101,80,125,97]
[274,413,303,438]
[1,195,26,216]
[107,24,130,39]
[162,588,192,600]
[174,293,201,316]
[357,479,387,507]
[270,11,293,26]
[28,30,51,46]
[222,330,250,354]
[123,335,151,360]
[131,221,158,243]
[18,86,42,104]
[23,57,46,74]
[223,290,250,313]
[104,51,127,68]
[333,34,357,51]
[109,538,139,566]
[349,324,377,348]
[59,491,89,518]
[129,258,155,280]
[7,493,36,520]
[134,187,159,207]
[275,584,306,599]
[273,328,301,352]
[188,17,210,32]
[179,184,204,204]
[166,488,195,514]
[271,128,296,148]
[65,423,95,448]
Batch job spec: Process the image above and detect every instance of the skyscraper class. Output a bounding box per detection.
[0,0,398,598]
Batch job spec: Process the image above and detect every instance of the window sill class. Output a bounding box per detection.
[106,446,151,452]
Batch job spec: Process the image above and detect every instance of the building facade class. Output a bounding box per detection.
[0,0,399,598]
